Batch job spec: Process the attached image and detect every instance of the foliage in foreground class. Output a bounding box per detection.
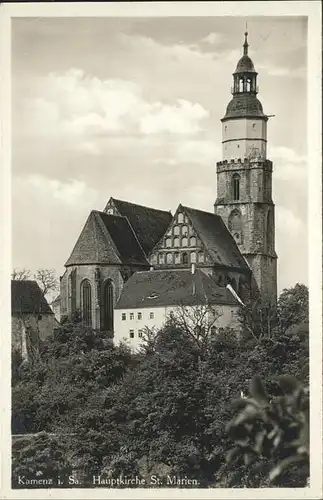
[226,375,309,487]
[11,284,309,488]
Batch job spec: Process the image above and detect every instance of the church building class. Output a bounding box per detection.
[59,32,277,337]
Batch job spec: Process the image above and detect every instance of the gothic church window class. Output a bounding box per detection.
[182,226,188,236]
[81,279,92,327]
[165,237,172,248]
[182,237,188,247]
[182,252,189,265]
[174,237,180,247]
[232,174,240,201]
[174,226,180,235]
[228,209,242,244]
[178,213,184,223]
[101,279,114,332]
[190,252,196,263]
[166,252,173,264]
[190,236,196,247]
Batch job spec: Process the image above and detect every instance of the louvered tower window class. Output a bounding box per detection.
[232,174,240,201]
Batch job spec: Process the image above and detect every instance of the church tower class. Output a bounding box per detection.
[214,32,277,302]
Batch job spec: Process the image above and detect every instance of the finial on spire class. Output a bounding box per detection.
[243,28,249,56]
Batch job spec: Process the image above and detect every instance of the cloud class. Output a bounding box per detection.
[27,174,98,207]
[200,32,224,46]
[20,69,210,143]
[269,145,307,182]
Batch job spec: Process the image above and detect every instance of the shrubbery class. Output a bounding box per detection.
[12,284,309,488]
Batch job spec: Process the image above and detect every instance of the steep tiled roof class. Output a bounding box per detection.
[12,280,53,315]
[182,206,249,271]
[115,269,239,309]
[108,198,172,256]
[65,211,149,267]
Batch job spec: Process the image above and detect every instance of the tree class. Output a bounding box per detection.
[12,268,31,280]
[225,375,309,487]
[277,283,309,331]
[11,268,59,299]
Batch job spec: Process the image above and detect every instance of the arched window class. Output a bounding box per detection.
[158,253,165,265]
[173,226,180,235]
[182,237,188,247]
[165,237,172,248]
[166,252,173,264]
[101,279,114,332]
[198,252,205,263]
[190,236,196,247]
[181,225,188,236]
[68,269,76,314]
[246,79,251,92]
[232,174,240,201]
[228,208,242,244]
[174,237,180,247]
[182,252,189,265]
[190,252,196,263]
[178,213,184,223]
[81,280,92,327]
[174,252,181,264]
[151,254,157,264]
[239,78,244,92]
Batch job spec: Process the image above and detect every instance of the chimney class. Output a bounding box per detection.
[191,263,196,275]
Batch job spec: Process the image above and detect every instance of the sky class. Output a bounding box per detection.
[11,16,308,294]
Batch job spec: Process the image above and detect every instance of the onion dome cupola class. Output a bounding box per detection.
[222,32,267,122]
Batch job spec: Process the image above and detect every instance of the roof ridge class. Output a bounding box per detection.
[111,197,171,215]
[182,205,221,218]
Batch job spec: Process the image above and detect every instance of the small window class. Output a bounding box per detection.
[107,208,114,215]
[232,174,240,201]
[178,213,184,223]
[182,252,189,265]
[182,237,188,247]
[138,329,143,338]
[198,252,205,263]
[158,253,165,264]
[166,252,173,264]
[174,237,180,247]
[151,254,157,264]
[122,313,126,321]
[182,226,188,236]
[190,252,196,263]
[149,312,154,319]
[190,236,196,246]
[165,238,172,248]
[138,312,142,320]
[129,330,134,339]
[130,313,134,320]
[184,214,189,223]
[173,226,180,235]
[252,123,256,129]
[174,252,181,264]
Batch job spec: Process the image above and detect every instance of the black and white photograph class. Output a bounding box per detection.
[0,1,322,498]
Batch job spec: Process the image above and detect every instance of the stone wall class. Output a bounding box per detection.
[12,313,57,359]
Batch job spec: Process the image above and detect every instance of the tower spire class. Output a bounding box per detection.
[243,28,249,56]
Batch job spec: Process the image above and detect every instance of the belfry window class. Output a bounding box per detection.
[81,280,92,327]
[232,174,240,201]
